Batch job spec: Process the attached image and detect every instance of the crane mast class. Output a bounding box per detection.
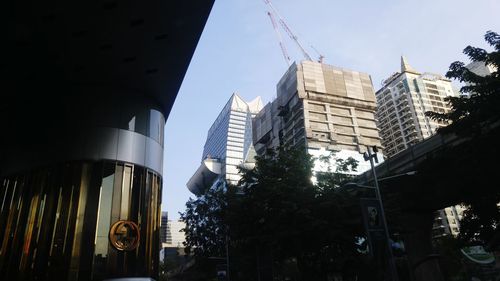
[263,0,313,61]
[267,11,291,66]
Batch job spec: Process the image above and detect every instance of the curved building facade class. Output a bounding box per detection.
[0,92,165,280]
[2,1,214,280]
[187,94,263,195]
[0,161,162,280]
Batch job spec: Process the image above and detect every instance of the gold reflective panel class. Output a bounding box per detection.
[109,221,140,251]
[68,163,91,281]
[0,161,161,281]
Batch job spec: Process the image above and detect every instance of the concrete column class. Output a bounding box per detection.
[401,211,444,281]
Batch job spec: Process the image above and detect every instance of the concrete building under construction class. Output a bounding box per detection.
[186,61,384,196]
[253,61,384,174]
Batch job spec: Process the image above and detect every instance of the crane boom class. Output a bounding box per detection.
[267,12,290,66]
[263,0,313,61]
[311,45,325,63]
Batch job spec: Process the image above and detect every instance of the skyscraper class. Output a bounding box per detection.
[253,61,384,174]
[376,57,461,238]
[375,56,458,158]
[187,94,263,195]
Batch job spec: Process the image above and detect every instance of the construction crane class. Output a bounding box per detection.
[311,45,325,63]
[267,11,291,66]
[263,0,313,62]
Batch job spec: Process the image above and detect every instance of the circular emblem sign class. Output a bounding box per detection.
[109,220,140,251]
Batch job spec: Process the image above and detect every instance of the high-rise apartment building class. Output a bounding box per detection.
[253,61,383,174]
[377,57,461,238]
[375,57,458,158]
[187,94,263,195]
[433,206,465,238]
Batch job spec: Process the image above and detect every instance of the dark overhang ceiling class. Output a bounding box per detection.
[7,0,215,117]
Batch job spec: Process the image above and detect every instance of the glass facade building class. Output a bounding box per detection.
[3,1,214,280]
[187,94,263,195]
[0,161,161,280]
[0,91,166,280]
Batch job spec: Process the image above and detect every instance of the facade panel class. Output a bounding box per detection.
[0,161,161,280]
[253,61,384,175]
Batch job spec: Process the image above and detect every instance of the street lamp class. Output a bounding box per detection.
[363,146,399,281]
[343,171,418,190]
[224,190,245,281]
[377,171,417,182]
[343,171,417,278]
[225,234,230,281]
[342,170,417,279]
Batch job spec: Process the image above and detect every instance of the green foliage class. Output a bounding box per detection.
[180,146,370,280]
[227,147,368,280]
[458,199,500,245]
[166,257,221,281]
[180,184,227,258]
[425,31,500,247]
[315,150,359,192]
[425,30,500,135]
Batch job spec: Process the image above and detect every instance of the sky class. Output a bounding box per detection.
[162,0,500,219]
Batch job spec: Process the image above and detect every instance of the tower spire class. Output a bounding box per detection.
[401,56,417,73]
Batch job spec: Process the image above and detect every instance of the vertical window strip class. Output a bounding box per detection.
[68,163,91,281]
[0,179,9,213]
[20,192,39,271]
[63,185,75,255]
[120,165,133,220]
[49,187,63,258]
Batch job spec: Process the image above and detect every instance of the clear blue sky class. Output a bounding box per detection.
[162,0,500,219]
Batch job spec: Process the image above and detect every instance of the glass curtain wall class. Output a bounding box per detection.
[0,160,161,281]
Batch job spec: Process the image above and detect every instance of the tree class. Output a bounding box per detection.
[180,183,227,258]
[227,147,316,279]
[425,31,500,246]
[180,146,371,280]
[458,200,500,246]
[225,147,370,281]
[315,150,359,192]
[425,30,500,135]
